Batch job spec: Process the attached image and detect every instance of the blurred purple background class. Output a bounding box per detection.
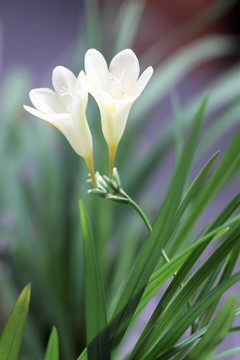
[0,0,83,82]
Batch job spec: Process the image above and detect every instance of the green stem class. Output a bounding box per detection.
[119,188,193,315]
[118,189,152,233]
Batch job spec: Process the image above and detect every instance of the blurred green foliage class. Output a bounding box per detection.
[0,1,240,359]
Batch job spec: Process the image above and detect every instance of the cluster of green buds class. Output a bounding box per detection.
[88,168,129,203]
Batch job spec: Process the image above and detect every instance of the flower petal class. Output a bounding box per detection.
[109,49,140,95]
[24,105,70,126]
[75,70,85,93]
[91,90,136,147]
[71,90,93,159]
[24,105,49,120]
[72,89,88,121]
[25,107,89,158]
[52,66,76,105]
[84,49,109,90]
[132,66,153,96]
[29,88,65,113]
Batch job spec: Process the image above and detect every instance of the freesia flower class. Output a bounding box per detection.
[24,66,97,187]
[80,48,153,176]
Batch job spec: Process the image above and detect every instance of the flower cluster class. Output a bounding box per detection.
[24,49,153,187]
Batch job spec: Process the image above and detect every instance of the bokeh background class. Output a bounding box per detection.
[0,0,240,359]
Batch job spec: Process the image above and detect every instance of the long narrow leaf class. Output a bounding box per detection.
[0,284,31,360]
[44,327,59,360]
[185,294,237,360]
[168,128,240,256]
[131,223,240,359]
[79,200,110,360]
[150,272,240,359]
[135,227,228,317]
[109,97,207,348]
[210,347,240,359]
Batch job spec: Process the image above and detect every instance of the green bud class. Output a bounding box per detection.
[113,167,121,188]
[88,188,107,197]
[106,194,128,203]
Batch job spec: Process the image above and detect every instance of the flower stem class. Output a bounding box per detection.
[85,155,97,188]
[118,189,152,233]
[118,188,193,317]
[108,143,117,178]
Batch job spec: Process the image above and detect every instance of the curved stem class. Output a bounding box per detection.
[119,189,152,233]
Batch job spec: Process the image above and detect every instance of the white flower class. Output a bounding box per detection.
[80,48,153,175]
[24,66,97,187]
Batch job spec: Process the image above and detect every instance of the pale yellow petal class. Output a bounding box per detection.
[29,88,65,113]
[131,66,153,96]
[85,49,109,90]
[109,49,140,96]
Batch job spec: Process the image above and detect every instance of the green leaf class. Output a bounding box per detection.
[44,327,59,360]
[150,272,240,359]
[113,0,145,53]
[133,36,233,120]
[168,128,240,256]
[200,241,240,328]
[174,151,219,224]
[109,97,207,348]
[83,0,102,48]
[210,346,240,359]
[0,284,31,360]
[135,227,228,317]
[131,222,240,359]
[185,294,238,360]
[156,327,208,360]
[156,305,240,360]
[76,348,87,360]
[79,200,110,360]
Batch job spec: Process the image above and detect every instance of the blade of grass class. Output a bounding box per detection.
[210,347,240,359]
[157,308,240,360]
[0,284,31,360]
[79,200,110,360]
[185,294,237,360]
[113,0,145,53]
[134,227,229,318]
[200,241,240,327]
[130,193,240,357]
[109,97,207,348]
[168,129,240,256]
[44,327,59,360]
[83,0,102,49]
[149,272,240,359]
[130,223,240,359]
[76,348,87,360]
[132,36,234,120]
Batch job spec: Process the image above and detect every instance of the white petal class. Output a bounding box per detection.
[109,49,140,95]
[24,105,70,126]
[92,90,136,146]
[84,49,109,90]
[25,105,90,158]
[91,89,114,109]
[52,66,76,105]
[29,88,65,113]
[75,70,85,92]
[132,66,153,96]
[71,90,93,159]
[112,97,136,144]
[72,89,88,121]
[24,105,49,120]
